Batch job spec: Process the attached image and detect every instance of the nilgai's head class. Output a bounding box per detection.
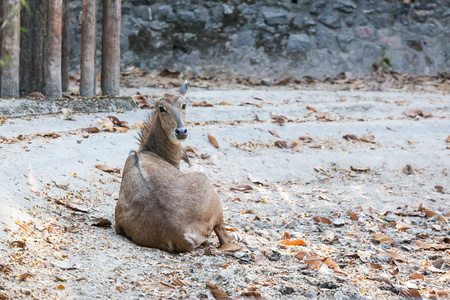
[133,81,189,144]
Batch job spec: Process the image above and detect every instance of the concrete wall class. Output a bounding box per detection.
[68,0,450,79]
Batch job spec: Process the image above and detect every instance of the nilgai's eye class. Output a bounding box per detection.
[159,106,166,112]
[182,104,186,110]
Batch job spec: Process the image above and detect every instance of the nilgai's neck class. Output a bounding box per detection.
[145,117,181,169]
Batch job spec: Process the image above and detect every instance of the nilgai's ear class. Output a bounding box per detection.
[180,80,188,99]
[132,95,155,110]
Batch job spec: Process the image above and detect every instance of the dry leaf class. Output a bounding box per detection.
[370,263,382,270]
[171,278,189,287]
[95,165,120,174]
[207,133,219,148]
[218,243,241,252]
[230,185,253,192]
[269,130,280,138]
[115,127,129,133]
[206,281,219,289]
[371,233,394,243]
[404,108,424,117]
[360,135,375,143]
[19,273,29,282]
[0,292,9,300]
[277,238,306,246]
[82,127,100,134]
[415,240,450,250]
[294,251,314,260]
[312,216,332,224]
[91,218,112,228]
[10,241,26,249]
[26,92,45,99]
[396,220,411,231]
[304,256,323,269]
[350,166,370,173]
[193,101,214,107]
[209,288,229,300]
[347,211,358,220]
[306,106,316,112]
[299,136,313,143]
[219,101,232,105]
[408,273,425,280]
[57,284,65,290]
[343,134,359,141]
[399,288,422,299]
[447,136,450,143]
[386,250,405,261]
[203,248,213,256]
[226,227,239,232]
[323,257,339,269]
[240,291,263,299]
[184,146,200,158]
[424,208,448,224]
[54,199,89,213]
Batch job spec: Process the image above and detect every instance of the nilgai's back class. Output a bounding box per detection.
[115,83,232,252]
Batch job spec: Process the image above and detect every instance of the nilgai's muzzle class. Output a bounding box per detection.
[175,127,188,140]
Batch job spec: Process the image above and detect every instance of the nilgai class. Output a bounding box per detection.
[115,82,233,252]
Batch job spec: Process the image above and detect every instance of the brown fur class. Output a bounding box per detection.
[115,88,232,252]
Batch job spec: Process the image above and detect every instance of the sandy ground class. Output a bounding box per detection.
[0,87,449,299]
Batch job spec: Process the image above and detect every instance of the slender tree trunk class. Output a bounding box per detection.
[101,0,121,96]
[80,0,97,97]
[61,0,70,92]
[1,0,21,98]
[44,0,62,98]
[20,0,47,96]
[0,3,3,92]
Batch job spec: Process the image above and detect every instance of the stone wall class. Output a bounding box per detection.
[68,0,450,79]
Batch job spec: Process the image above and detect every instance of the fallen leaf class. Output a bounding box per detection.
[209,288,229,300]
[92,117,114,131]
[408,273,425,280]
[277,238,306,246]
[386,250,405,261]
[57,284,65,290]
[218,243,241,252]
[269,130,280,138]
[54,199,89,213]
[404,108,423,117]
[207,133,219,148]
[424,208,448,224]
[184,146,200,158]
[371,233,394,243]
[350,166,370,173]
[360,135,375,143]
[248,173,267,186]
[447,136,450,143]
[26,92,45,99]
[306,106,316,112]
[304,256,323,269]
[370,263,382,270]
[415,240,449,250]
[240,291,263,299]
[312,216,332,224]
[230,185,253,192]
[91,218,112,228]
[206,281,219,289]
[95,165,120,174]
[200,153,211,159]
[193,101,214,107]
[323,257,339,269]
[171,278,189,287]
[271,114,289,125]
[399,288,422,299]
[299,136,313,143]
[343,134,359,141]
[59,108,73,120]
[347,211,358,220]
[225,227,239,232]
[115,127,129,133]
[82,127,100,134]
[0,292,9,299]
[219,101,232,105]
[19,273,29,282]
[396,221,412,231]
[402,164,415,175]
[10,241,26,249]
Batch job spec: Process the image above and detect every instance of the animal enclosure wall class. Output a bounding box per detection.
[67,0,450,80]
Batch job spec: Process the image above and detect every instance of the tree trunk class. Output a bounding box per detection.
[20,0,47,96]
[101,0,121,96]
[61,0,70,92]
[44,0,62,98]
[80,0,97,97]
[1,0,21,98]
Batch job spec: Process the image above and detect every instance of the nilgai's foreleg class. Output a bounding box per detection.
[214,224,233,245]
